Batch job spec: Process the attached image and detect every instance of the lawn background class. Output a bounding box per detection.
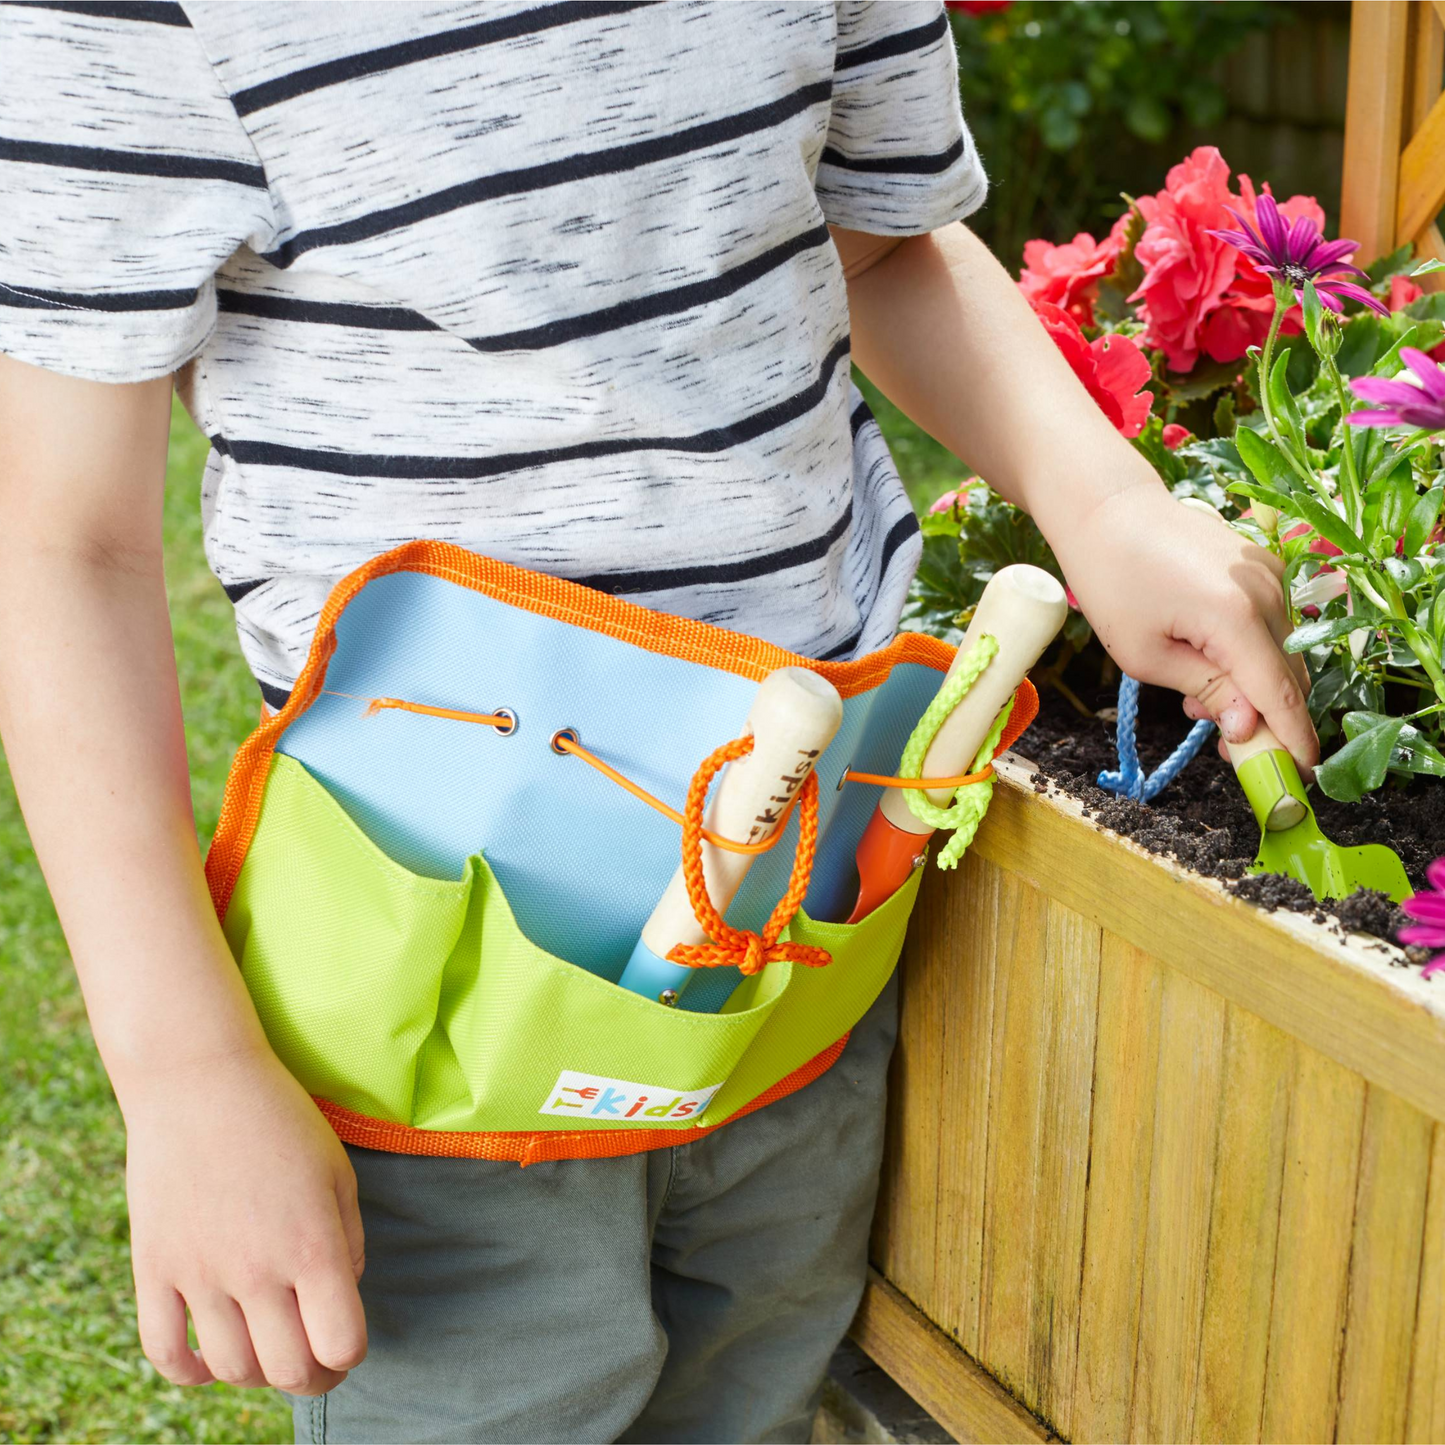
[0,383,958,1444]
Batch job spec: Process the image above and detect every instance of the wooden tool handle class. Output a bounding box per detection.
[1223,720,1291,769]
[639,667,844,958]
[881,565,1068,836]
[1225,721,1310,831]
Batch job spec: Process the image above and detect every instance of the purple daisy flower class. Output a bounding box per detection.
[1209,192,1389,316]
[1399,857,1445,977]
[1347,347,1445,432]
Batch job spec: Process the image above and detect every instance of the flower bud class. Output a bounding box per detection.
[1314,308,1343,359]
[1250,501,1279,535]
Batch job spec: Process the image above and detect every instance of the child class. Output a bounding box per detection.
[0,4,1315,1441]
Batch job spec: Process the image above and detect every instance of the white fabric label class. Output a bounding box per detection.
[539,1070,723,1124]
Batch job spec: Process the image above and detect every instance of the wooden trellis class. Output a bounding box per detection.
[1343,0,1445,272]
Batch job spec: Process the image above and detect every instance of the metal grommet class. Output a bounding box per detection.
[550,726,580,754]
[658,989,679,1008]
[836,760,854,792]
[492,707,518,736]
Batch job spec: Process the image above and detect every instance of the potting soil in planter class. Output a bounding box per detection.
[1019,683,1445,960]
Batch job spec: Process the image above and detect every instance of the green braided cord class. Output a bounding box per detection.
[900,633,1016,871]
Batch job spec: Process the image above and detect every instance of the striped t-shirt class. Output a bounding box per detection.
[0,0,986,706]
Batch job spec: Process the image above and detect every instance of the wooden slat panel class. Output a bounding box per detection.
[1409,0,1445,131]
[1130,970,1227,1444]
[1071,935,1165,1444]
[976,873,1053,1398]
[1341,0,1409,258]
[1337,1087,1434,1444]
[870,854,953,1304]
[1398,89,1445,252]
[1193,1008,1294,1444]
[851,1270,1055,1444]
[1026,899,1101,1428]
[973,763,1445,1124]
[932,852,1001,1356]
[1407,1124,1445,1442]
[1260,1046,1364,1444]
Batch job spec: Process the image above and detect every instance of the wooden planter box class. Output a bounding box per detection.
[853,755,1445,1444]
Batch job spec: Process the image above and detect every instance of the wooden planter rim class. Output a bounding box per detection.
[982,755,1445,1126]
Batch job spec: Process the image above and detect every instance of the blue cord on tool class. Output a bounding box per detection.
[1096,673,1216,803]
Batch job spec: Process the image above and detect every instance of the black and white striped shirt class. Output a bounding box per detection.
[0,0,985,705]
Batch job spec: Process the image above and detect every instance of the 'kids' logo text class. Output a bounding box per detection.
[539,1070,722,1124]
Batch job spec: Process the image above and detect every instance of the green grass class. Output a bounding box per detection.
[0,382,955,1444]
[0,400,290,1444]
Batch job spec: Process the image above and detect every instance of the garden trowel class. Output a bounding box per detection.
[1228,725,1411,903]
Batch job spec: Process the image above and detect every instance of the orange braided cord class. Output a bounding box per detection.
[359,696,511,727]
[554,733,796,857]
[665,736,831,978]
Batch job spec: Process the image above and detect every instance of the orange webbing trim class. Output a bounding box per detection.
[665,738,831,978]
[205,540,956,920]
[312,1032,849,1165]
[844,764,995,789]
[997,677,1039,756]
[553,733,796,857]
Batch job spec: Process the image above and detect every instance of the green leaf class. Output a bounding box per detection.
[1268,348,1307,450]
[1342,711,1445,779]
[1225,479,1295,516]
[1290,491,1361,555]
[1374,456,1417,541]
[1316,714,1406,802]
[1365,243,1415,286]
[1412,258,1445,278]
[1405,486,1445,555]
[1373,325,1418,379]
[1336,315,1386,378]
[1233,425,1296,494]
[1162,354,1246,404]
[1283,616,1362,652]
[1301,281,1327,355]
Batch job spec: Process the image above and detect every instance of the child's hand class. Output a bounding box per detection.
[1053,484,1319,774]
[123,1045,367,1395]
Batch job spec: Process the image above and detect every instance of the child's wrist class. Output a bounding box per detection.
[102,1016,275,1113]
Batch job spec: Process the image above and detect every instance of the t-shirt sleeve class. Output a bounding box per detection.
[0,4,277,384]
[816,1,987,236]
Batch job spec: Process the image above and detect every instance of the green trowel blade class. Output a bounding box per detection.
[1236,749,1412,905]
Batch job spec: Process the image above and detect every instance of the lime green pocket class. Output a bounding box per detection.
[225,755,920,1135]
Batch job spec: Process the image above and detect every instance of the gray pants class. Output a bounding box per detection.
[291,976,898,1444]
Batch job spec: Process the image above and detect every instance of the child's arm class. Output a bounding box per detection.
[834,223,1318,772]
[0,355,366,1395]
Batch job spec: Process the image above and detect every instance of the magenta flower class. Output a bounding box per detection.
[1347,347,1445,432]
[1209,193,1388,316]
[1399,857,1445,977]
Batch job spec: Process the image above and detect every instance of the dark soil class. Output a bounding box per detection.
[1019,682,1445,955]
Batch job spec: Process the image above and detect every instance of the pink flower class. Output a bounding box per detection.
[1399,857,1445,976]
[945,0,1011,12]
[1129,149,1327,372]
[1349,347,1445,432]
[1018,231,1123,326]
[1283,521,1346,614]
[1031,300,1154,438]
[929,485,972,515]
[1390,275,1425,311]
[1162,423,1193,450]
[1130,148,1243,372]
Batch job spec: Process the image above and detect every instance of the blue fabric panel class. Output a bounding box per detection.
[276,570,941,1012]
